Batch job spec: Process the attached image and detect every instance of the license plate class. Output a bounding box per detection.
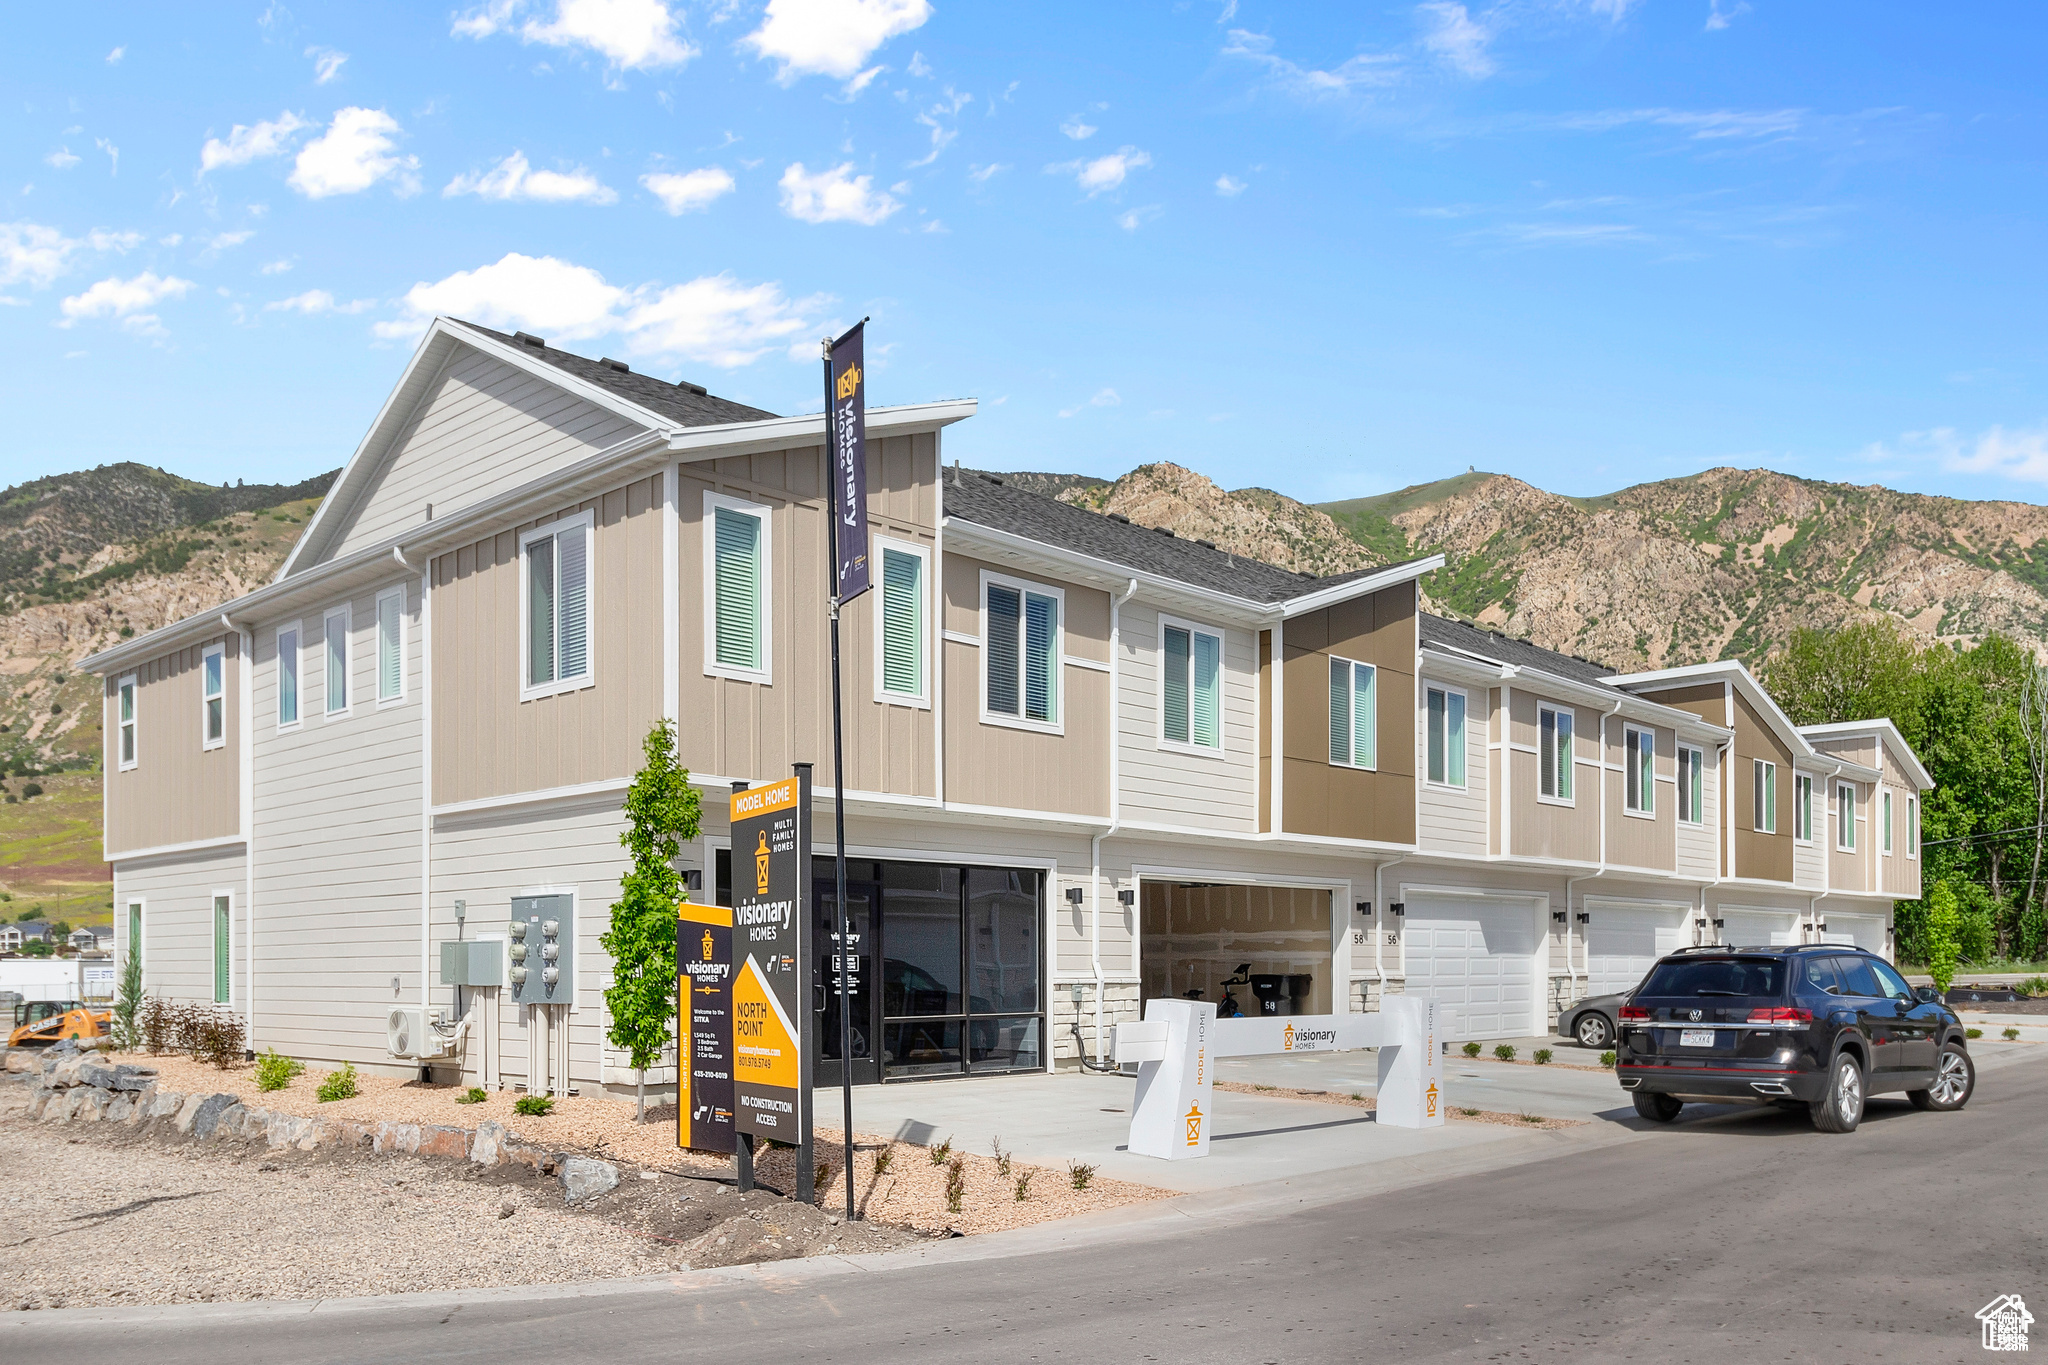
[1680,1029,1715,1048]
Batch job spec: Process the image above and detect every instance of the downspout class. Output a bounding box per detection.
[1374,855,1406,1007]
[1811,758,1843,941]
[1574,696,1625,994]
[1089,577,1140,1066]
[224,614,253,1049]
[401,548,432,1049]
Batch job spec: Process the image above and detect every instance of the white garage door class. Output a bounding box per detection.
[1405,896,1540,1041]
[1720,909,1799,947]
[1585,905,1689,1000]
[1822,913,1885,950]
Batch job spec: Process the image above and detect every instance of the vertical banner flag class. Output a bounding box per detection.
[729,778,807,1142]
[829,322,871,602]
[676,902,736,1154]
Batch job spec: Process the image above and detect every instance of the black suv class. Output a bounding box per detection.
[1616,945,1974,1133]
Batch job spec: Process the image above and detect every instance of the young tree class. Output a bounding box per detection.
[113,939,144,1050]
[600,720,702,1123]
[1923,881,1962,993]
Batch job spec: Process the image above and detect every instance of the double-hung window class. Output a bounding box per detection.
[704,494,770,682]
[1426,686,1466,787]
[1908,796,1919,859]
[201,643,226,749]
[1327,655,1376,768]
[523,512,593,697]
[116,673,138,770]
[1539,705,1574,802]
[1794,773,1814,842]
[1881,790,1893,855]
[875,540,928,705]
[1677,743,1704,824]
[1753,759,1778,834]
[983,574,1061,728]
[324,607,350,716]
[1162,618,1225,752]
[1836,782,1856,851]
[376,586,406,704]
[212,893,231,1005]
[1624,725,1655,815]
[276,624,300,730]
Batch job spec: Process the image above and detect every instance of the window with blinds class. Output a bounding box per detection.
[1836,781,1856,851]
[1753,759,1778,834]
[324,607,349,715]
[1794,773,1813,841]
[1326,655,1375,767]
[523,514,593,694]
[707,498,769,678]
[376,587,405,703]
[1426,686,1467,787]
[984,577,1060,725]
[201,644,225,748]
[117,674,137,769]
[277,625,299,728]
[1678,744,1704,824]
[1164,621,1223,750]
[1624,725,1655,815]
[1539,704,1574,801]
[878,544,925,700]
[213,894,231,1004]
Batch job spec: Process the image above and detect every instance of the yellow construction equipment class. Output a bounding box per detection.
[7,999,111,1048]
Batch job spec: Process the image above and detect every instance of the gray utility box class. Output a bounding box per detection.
[509,893,574,1007]
[440,939,504,987]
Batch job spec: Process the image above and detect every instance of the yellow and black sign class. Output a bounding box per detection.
[728,775,809,1142]
[676,902,735,1154]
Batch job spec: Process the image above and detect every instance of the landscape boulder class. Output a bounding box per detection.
[559,1156,619,1204]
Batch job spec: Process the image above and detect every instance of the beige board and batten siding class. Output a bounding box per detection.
[1883,778,1920,897]
[1115,600,1258,833]
[1828,780,1870,892]
[432,474,664,807]
[680,439,938,799]
[1415,671,1490,856]
[323,349,650,564]
[248,577,424,1067]
[104,635,241,857]
[1604,718,1677,872]
[112,846,247,1006]
[1676,747,1720,879]
[940,551,1111,818]
[1278,587,1417,844]
[1506,688,1599,863]
[1731,695,1795,883]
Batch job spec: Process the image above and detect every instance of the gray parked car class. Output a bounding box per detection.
[1558,983,1639,1049]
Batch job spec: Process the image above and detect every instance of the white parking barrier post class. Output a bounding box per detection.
[1373,995,1444,1129]
[1121,998,1216,1161]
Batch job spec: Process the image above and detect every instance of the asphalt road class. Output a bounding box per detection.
[15,1050,2046,1364]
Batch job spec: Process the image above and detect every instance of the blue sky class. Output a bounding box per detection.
[4,1,2047,506]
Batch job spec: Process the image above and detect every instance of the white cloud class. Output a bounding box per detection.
[1873,423,2048,486]
[742,0,932,83]
[1058,387,1121,418]
[0,223,140,289]
[840,64,886,98]
[641,166,735,214]
[444,151,617,204]
[265,289,372,315]
[1048,146,1151,197]
[307,46,349,82]
[199,112,309,174]
[1115,204,1161,232]
[96,138,119,175]
[45,148,79,170]
[106,46,125,63]
[623,274,822,367]
[1705,0,1750,28]
[289,108,419,198]
[377,252,624,341]
[453,0,696,72]
[778,161,900,225]
[1222,29,1402,98]
[58,270,193,334]
[907,50,931,77]
[208,230,256,250]
[260,258,294,274]
[160,234,184,246]
[1417,2,1495,78]
[1215,174,1247,196]
[1060,116,1097,140]
[968,162,1008,183]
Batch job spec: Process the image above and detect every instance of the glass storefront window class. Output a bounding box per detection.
[970,1015,1042,1072]
[884,1019,963,1077]
[968,869,1040,1014]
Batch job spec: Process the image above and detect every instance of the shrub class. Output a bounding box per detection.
[1965,1028,1983,1040]
[1533,1049,1553,1065]
[1924,882,1963,994]
[929,1136,953,1165]
[871,1145,894,1176]
[1458,1107,1481,1117]
[138,996,176,1055]
[1520,1113,1544,1124]
[2003,1028,2021,1041]
[317,1063,360,1103]
[112,950,144,1050]
[21,783,41,799]
[944,1157,966,1214]
[991,1135,1010,1177]
[1067,1161,1095,1191]
[254,1049,305,1092]
[1013,1170,1034,1201]
[2019,976,2048,998]
[457,1086,488,1104]
[196,1010,247,1069]
[513,1094,554,1116]
[1493,1044,1517,1062]
[1462,1042,1482,1058]
[1600,1050,1617,1067]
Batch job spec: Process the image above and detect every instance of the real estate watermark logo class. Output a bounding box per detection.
[1979,1294,2033,1352]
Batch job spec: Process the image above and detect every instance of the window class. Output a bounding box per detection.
[1882,790,1893,855]
[523,512,592,695]
[126,901,142,978]
[704,494,770,681]
[1426,686,1466,787]
[1624,725,1655,815]
[983,574,1061,728]
[1752,759,1778,834]
[201,643,225,749]
[1869,958,1913,1000]
[376,586,406,703]
[323,607,349,716]
[276,624,300,729]
[1163,618,1225,751]
[876,541,928,704]
[1831,954,1880,998]
[1908,796,1919,859]
[1794,773,1813,842]
[1539,705,1575,802]
[1326,655,1376,768]
[1836,781,1856,851]
[1677,744,1704,824]
[116,673,137,770]
[212,893,231,1004]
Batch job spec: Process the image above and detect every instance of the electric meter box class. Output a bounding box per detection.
[439,939,503,987]
[508,893,574,1006]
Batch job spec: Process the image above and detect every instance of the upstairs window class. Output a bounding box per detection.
[213,894,231,1005]
[1426,686,1467,788]
[276,624,300,729]
[1752,759,1778,834]
[1624,724,1655,815]
[876,541,927,703]
[984,575,1061,728]
[1539,705,1574,802]
[1327,656,1375,768]
[201,643,226,749]
[705,494,770,681]
[1677,744,1704,824]
[1908,796,1919,859]
[324,606,350,716]
[117,673,137,770]
[1794,773,1814,842]
[377,586,406,703]
[1882,790,1893,855]
[1836,782,1856,851]
[523,512,592,696]
[1164,619,1224,751]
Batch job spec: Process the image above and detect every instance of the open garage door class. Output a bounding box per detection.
[1584,903,1689,1001]
[1720,908,1800,947]
[1822,912,1886,950]
[1404,894,1540,1041]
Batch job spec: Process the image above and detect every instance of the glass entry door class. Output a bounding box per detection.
[813,877,878,1088]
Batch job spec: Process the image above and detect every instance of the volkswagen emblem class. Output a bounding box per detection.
[1689,1009,1703,1022]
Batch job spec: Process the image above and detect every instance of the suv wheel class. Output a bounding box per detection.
[1576,1014,1612,1049]
[1632,1092,1682,1123]
[1810,1054,1865,1133]
[1908,1042,1975,1112]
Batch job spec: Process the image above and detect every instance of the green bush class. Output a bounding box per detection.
[1924,883,1962,993]
[316,1063,359,1103]
[944,1157,966,1214]
[871,1146,894,1176]
[1068,1161,1095,1191]
[1600,1050,1617,1067]
[1013,1170,1034,1202]
[929,1136,953,1165]
[1493,1044,1517,1061]
[513,1094,554,1117]
[1533,1049,1554,1065]
[2002,1028,2021,1041]
[1966,1028,1984,1040]
[253,1049,305,1092]
[1462,1041,1482,1058]
[2019,976,2048,998]
[456,1086,488,1104]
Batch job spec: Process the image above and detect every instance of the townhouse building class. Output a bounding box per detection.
[82,319,1932,1098]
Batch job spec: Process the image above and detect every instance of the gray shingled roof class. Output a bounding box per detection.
[944,469,1436,604]
[1418,611,1621,687]
[454,321,780,428]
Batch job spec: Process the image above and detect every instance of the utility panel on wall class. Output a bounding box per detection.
[508,894,573,1007]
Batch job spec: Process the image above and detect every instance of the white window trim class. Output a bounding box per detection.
[1161,612,1229,758]
[275,621,302,733]
[125,898,145,992]
[323,604,352,720]
[375,584,410,707]
[1677,742,1705,825]
[1753,758,1778,835]
[1881,789,1893,856]
[872,534,931,710]
[200,642,227,751]
[1537,703,1575,807]
[1622,723,1656,819]
[1792,772,1813,844]
[979,568,1066,736]
[1908,795,1919,859]
[1836,781,1856,852]
[211,888,235,1009]
[520,509,598,701]
[702,491,773,685]
[1424,683,1469,790]
[116,672,138,772]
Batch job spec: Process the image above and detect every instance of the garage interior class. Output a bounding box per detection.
[1139,882,1334,1017]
